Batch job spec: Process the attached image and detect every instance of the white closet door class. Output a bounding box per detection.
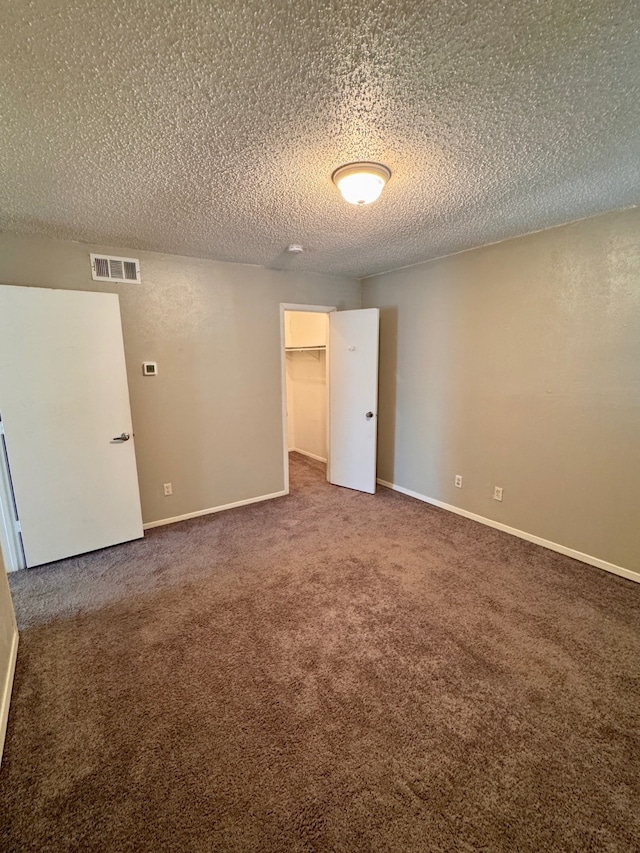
[328,308,380,494]
[0,285,143,567]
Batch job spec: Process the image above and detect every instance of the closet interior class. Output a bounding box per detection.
[284,311,328,464]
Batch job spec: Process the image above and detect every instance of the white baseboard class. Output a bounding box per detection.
[143,489,288,531]
[0,628,18,765]
[290,448,327,463]
[377,479,640,585]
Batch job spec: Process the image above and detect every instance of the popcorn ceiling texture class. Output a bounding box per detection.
[0,0,639,278]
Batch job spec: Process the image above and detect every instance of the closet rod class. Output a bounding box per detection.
[285,346,326,352]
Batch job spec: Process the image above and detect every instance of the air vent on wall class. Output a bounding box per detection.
[90,253,141,283]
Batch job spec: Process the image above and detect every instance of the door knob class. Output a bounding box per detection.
[112,432,130,442]
[366,412,374,420]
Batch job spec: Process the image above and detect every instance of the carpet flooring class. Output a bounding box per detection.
[1,453,640,852]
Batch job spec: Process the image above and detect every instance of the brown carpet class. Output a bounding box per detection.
[2,453,640,852]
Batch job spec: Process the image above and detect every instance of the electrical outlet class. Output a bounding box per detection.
[455,474,463,488]
[163,483,172,496]
[493,486,503,502]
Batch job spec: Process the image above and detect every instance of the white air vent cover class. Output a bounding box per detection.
[90,253,141,283]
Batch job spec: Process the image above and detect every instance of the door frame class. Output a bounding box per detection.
[280,303,336,494]
[0,418,25,573]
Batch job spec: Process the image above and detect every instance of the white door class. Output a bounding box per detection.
[328,308,380,493]
[0,285,143,568]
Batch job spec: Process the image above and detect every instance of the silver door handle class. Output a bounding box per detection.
[112,432,130,442]
[366,412,374,420]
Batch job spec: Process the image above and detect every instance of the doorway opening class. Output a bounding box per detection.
[280,304,335,494]
[280,303,381,497]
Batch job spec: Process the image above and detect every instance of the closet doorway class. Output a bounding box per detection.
[282,305,333,491]
[280,304,380,495]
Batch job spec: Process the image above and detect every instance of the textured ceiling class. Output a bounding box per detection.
[0,0,639,278]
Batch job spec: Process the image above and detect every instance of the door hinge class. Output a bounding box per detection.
[14,519,21,533]
[0,421,4,435]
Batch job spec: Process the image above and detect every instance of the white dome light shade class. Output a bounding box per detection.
[332,162,391,206]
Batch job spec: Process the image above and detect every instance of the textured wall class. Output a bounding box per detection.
[1,0,639,277]
[0,235,359,523]
[362,209,640,572]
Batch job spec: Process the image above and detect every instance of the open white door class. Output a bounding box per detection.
[0,285,143,568]
[328,308,380,494]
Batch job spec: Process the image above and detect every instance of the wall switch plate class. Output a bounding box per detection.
[455,475,463,488]
[493,486,503,502]
[142,361,158,376]
[163,483,172,496]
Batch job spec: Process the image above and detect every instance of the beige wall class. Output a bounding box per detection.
[0,234,360,524]
[362,209,640,573]
[286,362,296,451]
[0,547,18,761]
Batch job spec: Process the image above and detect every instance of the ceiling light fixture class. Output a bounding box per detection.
[332,162,391,206]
